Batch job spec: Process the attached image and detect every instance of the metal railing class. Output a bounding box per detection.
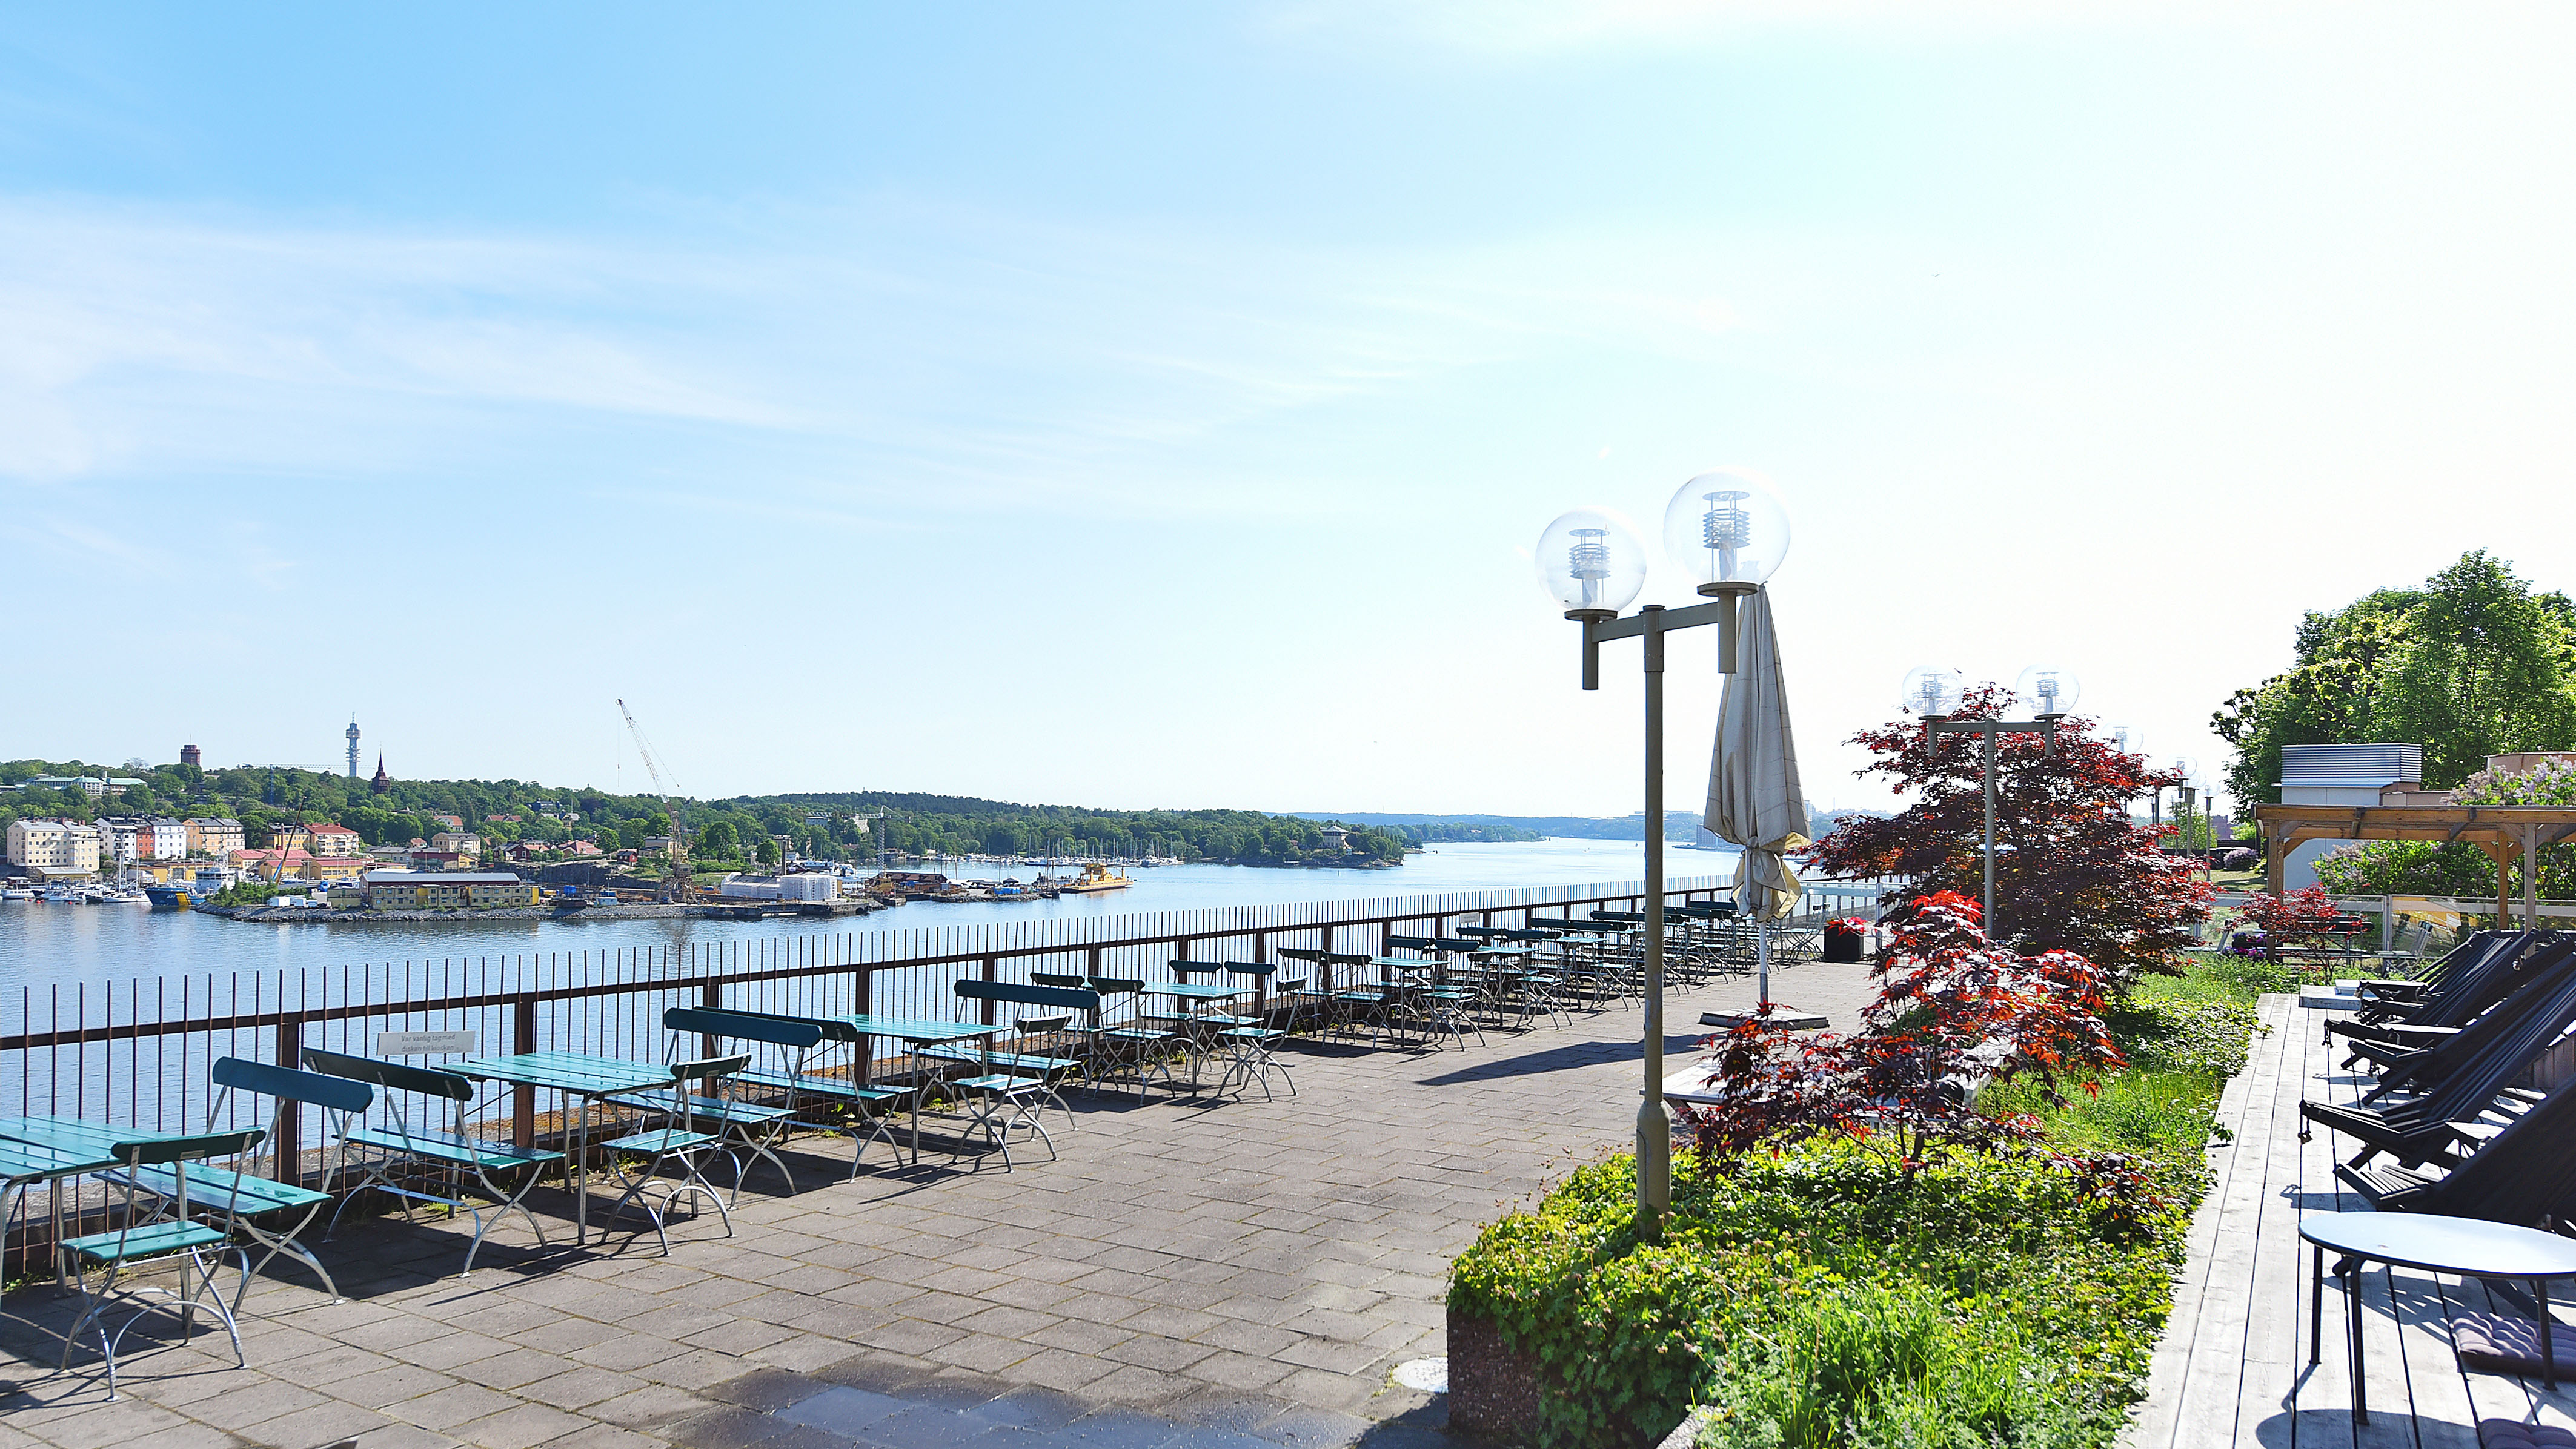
[0,871,1927,1273]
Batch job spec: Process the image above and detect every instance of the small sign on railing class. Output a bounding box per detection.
[377,1030,476,1056]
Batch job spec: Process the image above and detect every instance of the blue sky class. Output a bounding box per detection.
[8,4,2576,817]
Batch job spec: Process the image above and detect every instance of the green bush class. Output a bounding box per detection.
[1449,1144,2193,1448]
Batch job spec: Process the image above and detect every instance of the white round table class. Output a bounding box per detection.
[2302,1212,2576,1423]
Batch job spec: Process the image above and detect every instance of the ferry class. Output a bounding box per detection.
[1,888,32,902]
[146,886,193,911]
[1060,863,1135,895]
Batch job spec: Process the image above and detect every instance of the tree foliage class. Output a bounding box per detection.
[0,758,1407,869]
[2214,550,2576,805]
[1806,686,2209,984]
[1679,892,2130,1170]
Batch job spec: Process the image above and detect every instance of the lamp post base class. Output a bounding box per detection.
[1635,1095,1671,1241]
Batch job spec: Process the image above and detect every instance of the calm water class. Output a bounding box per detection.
[0,838,1737,991]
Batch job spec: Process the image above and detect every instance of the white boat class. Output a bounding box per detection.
[1,888,32,901]
[41,888,75,903]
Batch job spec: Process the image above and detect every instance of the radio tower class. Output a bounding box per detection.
[345,715,362,780]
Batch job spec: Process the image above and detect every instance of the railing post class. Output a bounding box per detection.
[855,966,874,1087]
[513,994,537,1150]
[1253,930,1268,1010]
[1318,924,1334,995]
[274,1015,303,1187]
[980,957,998,1025]
[700,978,722,1059]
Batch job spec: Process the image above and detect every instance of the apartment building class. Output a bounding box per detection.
[7,819,104,877]
[186,818,245,858]
[95,818,142,863]
[307,823,366,858]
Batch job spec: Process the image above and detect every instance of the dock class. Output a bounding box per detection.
[2128,992,2576,1447]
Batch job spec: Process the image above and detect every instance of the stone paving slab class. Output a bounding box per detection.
[0,963,1879,1448]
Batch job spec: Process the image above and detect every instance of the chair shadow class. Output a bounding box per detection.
[1415,1033,1711,1087]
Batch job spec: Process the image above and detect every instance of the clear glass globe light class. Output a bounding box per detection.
[1897,666,1965,717]
[2014,665,2082,717]
[1535,508,1647,615]
[1662,468,1791,589]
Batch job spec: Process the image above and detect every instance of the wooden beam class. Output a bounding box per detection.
[2266,832,2285,895]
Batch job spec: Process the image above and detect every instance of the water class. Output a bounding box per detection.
[0,838,1733,992]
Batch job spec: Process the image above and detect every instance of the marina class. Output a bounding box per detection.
[0,838,1734,995]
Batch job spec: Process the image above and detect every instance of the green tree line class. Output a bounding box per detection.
[0,763,1406,869]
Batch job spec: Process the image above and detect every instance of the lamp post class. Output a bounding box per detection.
[1908,666,2080,931]
[1536,468,1791,1241]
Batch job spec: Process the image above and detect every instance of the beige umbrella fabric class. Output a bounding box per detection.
[1704,585,1808,925]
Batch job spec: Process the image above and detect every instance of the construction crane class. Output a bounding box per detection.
[616,699,692,901]
[851,811,888,874]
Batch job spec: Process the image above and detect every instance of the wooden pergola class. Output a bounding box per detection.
[2254,803,2576,928]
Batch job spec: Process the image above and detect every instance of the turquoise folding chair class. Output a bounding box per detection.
[602,1055,751,1253]
[59,1130,264,1400]
[302,1047,563,1278]
[660,1007,808,1198]
[108,1058,369,1310]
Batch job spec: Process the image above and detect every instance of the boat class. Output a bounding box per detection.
[2,887,32,902]
[1060,863,1135,895]
[145,886,193,911]
[41,888,75,903]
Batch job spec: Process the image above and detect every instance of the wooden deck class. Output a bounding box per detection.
[2127,992,2576,1449]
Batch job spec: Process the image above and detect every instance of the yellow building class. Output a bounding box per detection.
[362,871,539,910]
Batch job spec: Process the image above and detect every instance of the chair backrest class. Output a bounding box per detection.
[1168,958,1218,980]
[665,1006,823,1049]
[2429,1071,2576,1224]
[1323,952,1372,967]
[1029,971,1087,989]
[115,1127,266,1169]
[303,1046,474,1101]
[1592,910,1646,923]
[1275,947,1327,964]
[103,1129,267,1244]
[1432,937,1481,953]
[1383,934,1436,952]
[211,1055,374,1115]
[1222,961,1275,981]
[955,979,1100,1013]
[669,1054,751,1083]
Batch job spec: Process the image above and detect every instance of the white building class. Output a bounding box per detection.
[2278,743,2424,889]
[428,831,481,861]
[147,818,188,860]
[7,819,104,877]
[308,823,367,858]
[95,817,143,863]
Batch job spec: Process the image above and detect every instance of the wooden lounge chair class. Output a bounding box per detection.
[2339,1072,2576,1231]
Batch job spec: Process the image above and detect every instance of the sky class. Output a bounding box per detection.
[8,2,2576,820]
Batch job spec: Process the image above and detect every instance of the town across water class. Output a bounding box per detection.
[0,838,1736,992]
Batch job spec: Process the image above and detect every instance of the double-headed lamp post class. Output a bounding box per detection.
[1535,469,1791,1241]
[1901,664,2081,932]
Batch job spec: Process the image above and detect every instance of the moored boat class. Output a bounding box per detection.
[1060,863,1135,894]
[145,886,193,911]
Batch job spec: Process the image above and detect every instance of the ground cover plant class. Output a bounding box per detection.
[1449,898,2272,1448]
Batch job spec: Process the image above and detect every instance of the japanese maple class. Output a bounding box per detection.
[1679,891,2127,1171]
[1805,683,2212,984]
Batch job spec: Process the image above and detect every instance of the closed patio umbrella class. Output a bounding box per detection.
[1704,585,1808,1006]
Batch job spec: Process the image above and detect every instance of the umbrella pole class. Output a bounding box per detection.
[1757,919,1768,1006]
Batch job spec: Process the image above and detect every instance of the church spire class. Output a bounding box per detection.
[370,754,391,795]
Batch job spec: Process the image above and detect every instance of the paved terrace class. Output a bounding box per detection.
[0,965,1881,1449]
[2130,990,2576,1449]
